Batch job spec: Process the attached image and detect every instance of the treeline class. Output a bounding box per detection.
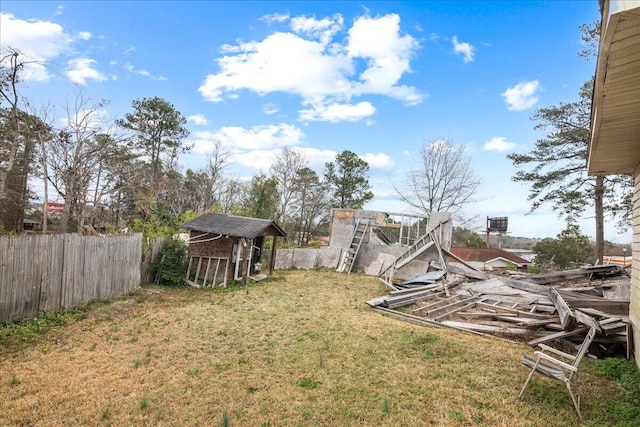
[0,49,373,243]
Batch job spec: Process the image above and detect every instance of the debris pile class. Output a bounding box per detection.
[367,264,632,359]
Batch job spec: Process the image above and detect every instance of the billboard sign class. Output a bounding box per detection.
[46,202,65,213]
[487,216,508,232]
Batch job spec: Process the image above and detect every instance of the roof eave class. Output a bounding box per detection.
[588,4,640,175]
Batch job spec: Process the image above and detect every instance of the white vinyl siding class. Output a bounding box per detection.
[631,164,640,365]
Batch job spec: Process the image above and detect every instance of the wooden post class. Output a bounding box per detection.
[269,236,277,275]
[241,238,249,287]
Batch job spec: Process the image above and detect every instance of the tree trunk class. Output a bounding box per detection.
[59,199,70,234]
[594,175,605,264]
[41,143,49,233]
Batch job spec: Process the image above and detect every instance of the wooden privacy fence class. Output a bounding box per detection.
[0,233,145,323]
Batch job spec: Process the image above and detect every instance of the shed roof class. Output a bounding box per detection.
[450,247,531,266]
[181,213,286,239]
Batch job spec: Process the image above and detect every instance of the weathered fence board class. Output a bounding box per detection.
[0,233,144,323]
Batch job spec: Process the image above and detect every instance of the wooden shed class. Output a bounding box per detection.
[181,213,286,287]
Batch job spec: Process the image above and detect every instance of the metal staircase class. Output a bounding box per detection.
[337,218,370,273]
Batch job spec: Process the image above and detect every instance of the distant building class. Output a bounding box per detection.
[502,248,535,263]
[449,247,531,271]
[22,219,41,233]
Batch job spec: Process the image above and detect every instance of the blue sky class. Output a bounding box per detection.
[2,1,628,242]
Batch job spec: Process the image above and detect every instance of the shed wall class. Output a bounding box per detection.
[188,232,237,281]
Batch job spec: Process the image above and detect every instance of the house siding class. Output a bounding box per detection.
[632,165,640,366]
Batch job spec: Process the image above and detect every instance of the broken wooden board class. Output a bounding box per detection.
[440,320,543,336]
[519,265,625,285]
[549,288,576,330]
[527,327,588,346]
[436,262,487,280]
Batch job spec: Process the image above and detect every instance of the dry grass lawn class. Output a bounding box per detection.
[0,270,624,426]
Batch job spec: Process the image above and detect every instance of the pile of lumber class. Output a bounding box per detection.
[367,264,632,359]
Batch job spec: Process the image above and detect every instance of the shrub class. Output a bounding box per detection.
[526,264,542,274]
[153,237,188,286]
[532,225,593,270]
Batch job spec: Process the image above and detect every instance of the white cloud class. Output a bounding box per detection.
[452,36,474,63]
[291,14,343,45]
[259,12,290,24]
[123,45,136,55]
[234,146,338,173]
[190,123,304,154]
[187,114,208,126]
[124,63,150,77]
[0,12,74,81]
[347,14,421,102]
[502,80,540,111]
[299,101,375,122]
[0,12,104,84]
[61,108,110,130]
[360,152,395,170]
[200,32,351,102]
[233,150,279,171]
[297,147,339,170]
[124,63,167,80]
[199,13,422,123]
[66,58,107,85]
[483,136,516,152]
[428,139,452,152]
[263,103,279,115]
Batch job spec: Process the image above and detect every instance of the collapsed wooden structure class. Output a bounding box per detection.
[367,263,632,359]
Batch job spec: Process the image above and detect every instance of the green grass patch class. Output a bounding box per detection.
[140,397,150,410]
[297,377,321,389]
[0,299,113,351]
[592,358,640,426]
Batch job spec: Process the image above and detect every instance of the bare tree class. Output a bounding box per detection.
[217,177,244,214]
[270,147,307,237]
[47,87,119,233]
[25,103,56,233]
[291,167,330,245]
[203,140,233,210]
[394,138,482,224]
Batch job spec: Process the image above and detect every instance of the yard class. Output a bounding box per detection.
[0,270,632,426]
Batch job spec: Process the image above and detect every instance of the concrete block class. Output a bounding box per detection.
[316,247,342,269]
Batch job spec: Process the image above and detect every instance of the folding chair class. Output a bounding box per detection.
[518,327,597,419]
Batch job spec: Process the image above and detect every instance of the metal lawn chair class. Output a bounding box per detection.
[518,327,597,419]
